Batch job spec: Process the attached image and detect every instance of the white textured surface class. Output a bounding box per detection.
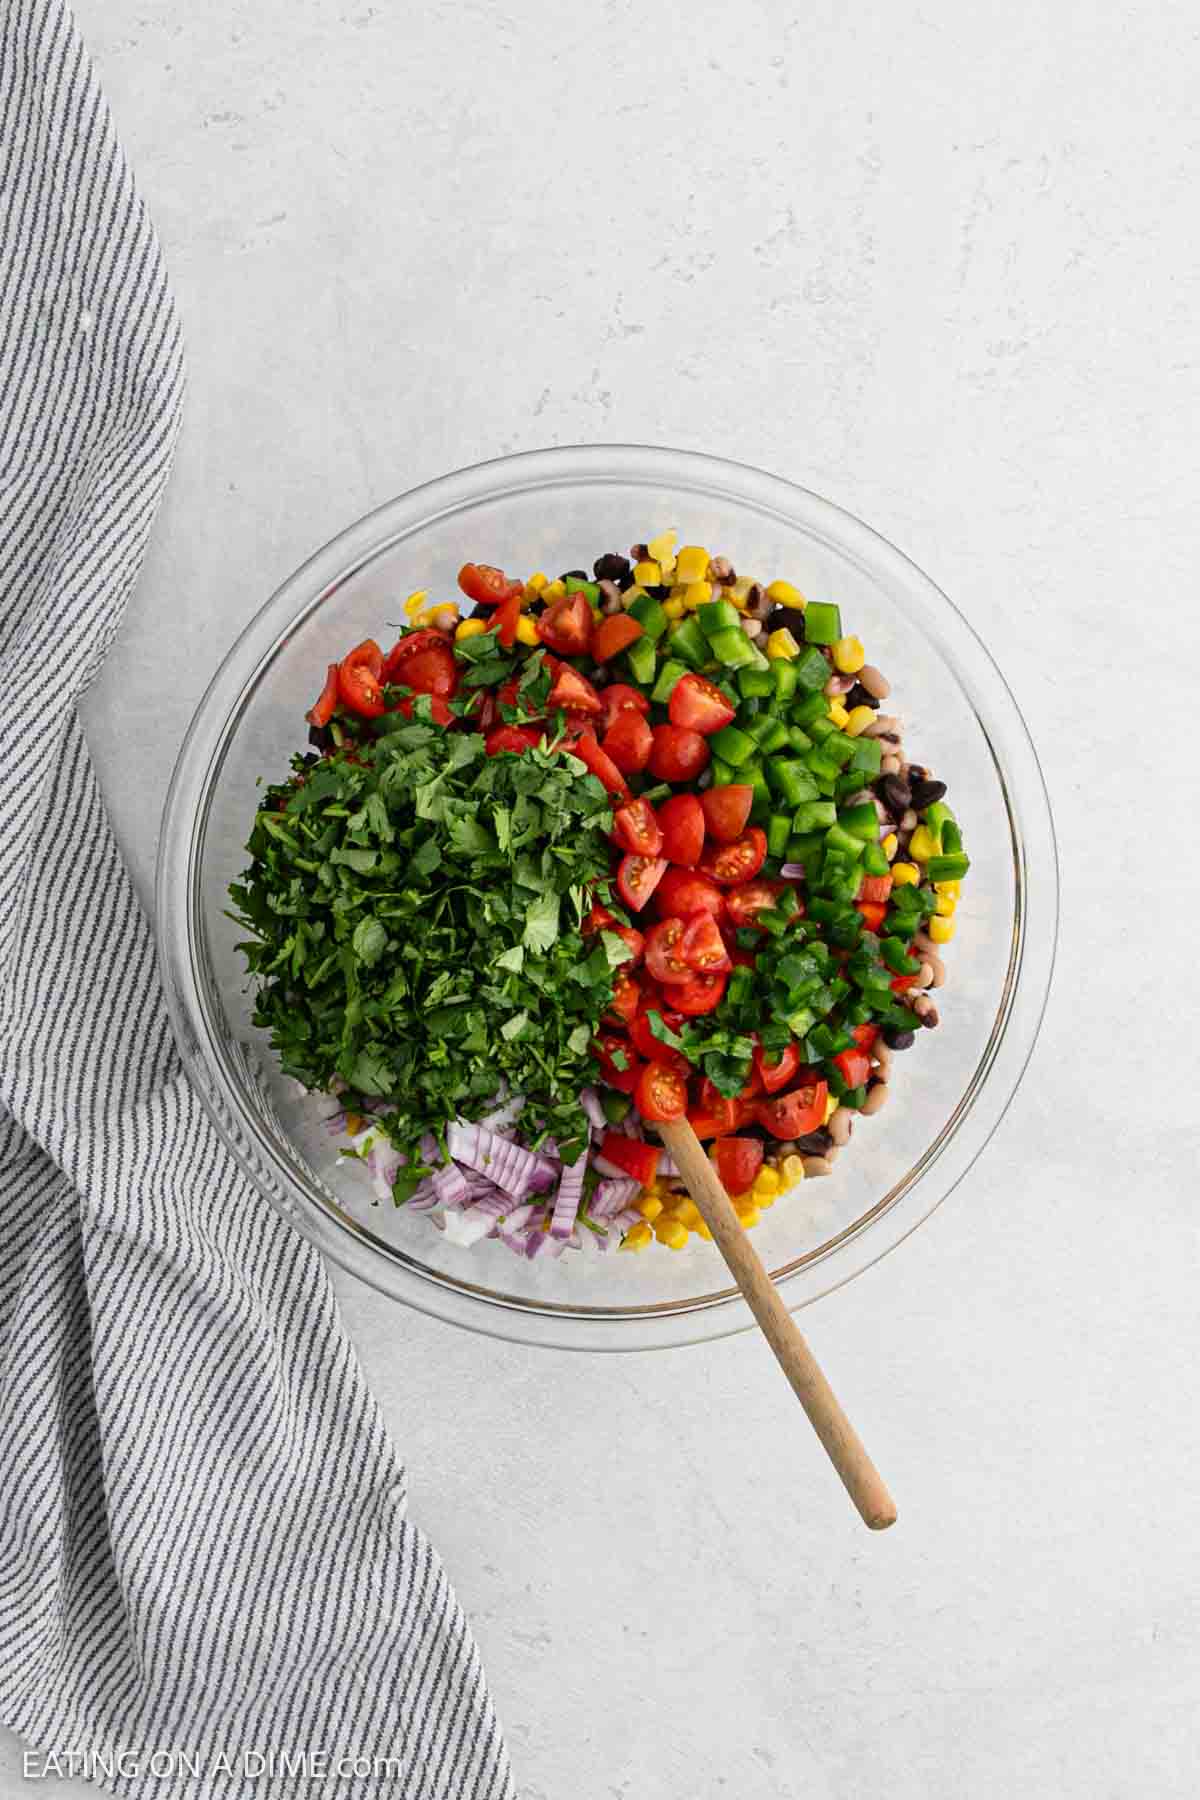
[6,2,1199,1796]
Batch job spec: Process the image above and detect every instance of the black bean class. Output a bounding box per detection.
[307,724,332,751]
[909,776,947,812]
[765,604,808,639]
[794,1128,833,1155]
[469,601,493,619]
[844,681,880,711]
[882,1026,916,1050]
[593,552,630,584]
[875,773,912,818]
[560,568,588,581]
[300,751,319,768]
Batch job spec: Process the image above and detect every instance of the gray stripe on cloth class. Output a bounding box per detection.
[0,3,516,1796]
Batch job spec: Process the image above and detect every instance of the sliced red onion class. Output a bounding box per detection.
[591,1176,640,1218]
[656,1151,678,1177]
[610,1207,643,1231]
[431,1164,469,1210]
[780,862,806,879]
[446,1122,550,1197]
[579,1087,608,1132]
[591,1152,633,1181]
[550,1156,586,1240]
[406,1182,440,1212]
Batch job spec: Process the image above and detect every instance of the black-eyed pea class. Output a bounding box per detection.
[880,752,902,775]
[858,664,890,699]
[802,1155,834,1178]
[828,1106,853,1147]
[861,1081,889,1116]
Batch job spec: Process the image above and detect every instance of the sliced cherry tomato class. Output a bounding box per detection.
[833,1047,872,1089]
[584,903,616,933]
[759,1078,828,1140]
[608,924,645,966]
[700,783,753,844]
[713,1135,764,1193]
[679,911,732,974]
[891,971,920,993]
[753,1040,801,1095]
[306,662,340,728]
[668,672,736,735]
[656,793,705,867]
[458,562,522,607]
[381,629,445,684]
[655,867,726,922]
[851,1023,879,1052]
[591,1034,643,1095]
[604,971,642,1026]
[602,708,654,774]
[392,643,459,698]
[634,1060,688,1124]
[485,724,543,755]
[337,639,386,717]
[647,723,710,783]
[854,900,888,933]
[537,592,593,656]
[491,591,523,648]
[612,799,663,857]
[616,853,668,913]
[591,613,644,663]
[572,728,631,798]
[724,878,786,927]
[600,683,651,732]
[858,874,894,904]
[547,664,603,717]
[598,1131,661,1184]
[630,1011,690,1073]
[698,827,767,887]
[670,969,727,1015]
[645,917,691,985]
[687,1100,741,1139]
[395,694,454,726]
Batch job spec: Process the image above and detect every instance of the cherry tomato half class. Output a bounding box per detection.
[395,694,455,726]
[591,613,645,663]
[679,911,732,974]
[647,723,710,783]
[698,827,767,887]
[485,724,543,755]
[612,799,663,857]
[591,1034,643,1095]
[668,672,736,736]
[604,971,642,1027]
[381,628,445,684]
[306,662,340,728]
[337,640,386,717]
[724,877,786,927]
[394,643,459,699]
[753,1040,801,1094]
[602,708,654,774]
[547,664,603,717]
[616,853,668,913]
[606,924,645,965]
[458,562,522,607]
[655,867,726,923]
[759,1079,828,1140]
[656,793,705,867]
[538,592,593,657]
[634,1060,688,1123]
[670,970,727,1015]
[572,729,631,798]
[700,783,753,844]
[855,900,888,933]
[645,917,691,985]
[713,1135,764,1194]
[630,1010,691,1073]
[832,1047,872,1089]
[600,683,651,732]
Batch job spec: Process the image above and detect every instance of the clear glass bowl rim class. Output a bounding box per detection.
[156,443,1058,1352]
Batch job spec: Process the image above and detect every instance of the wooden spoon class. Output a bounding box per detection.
[657,1117,897,1531]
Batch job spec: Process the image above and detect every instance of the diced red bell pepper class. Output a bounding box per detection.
[598,1131,660,1185]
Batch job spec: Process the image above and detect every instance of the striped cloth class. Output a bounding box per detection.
[0,5,515,1797]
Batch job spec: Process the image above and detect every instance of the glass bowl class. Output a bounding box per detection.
[156,445,1057,1351]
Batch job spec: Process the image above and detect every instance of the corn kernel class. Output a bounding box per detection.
[647,529,678,564]
[633,560,662,587]
[655,1218,690,1250]
[756,1188,776,1209]
[662,595,685,620]
[682,580,712,610]
[766,628,800,660]
[432,604,460,632]
[780,1154,805,1186]
[832,635,866,675]
[752,1167,781,1198]
[636,1195,663,1222]
[514,615,539,646]
[934,892,957,917]
[735,1201,761,1229]
[674,545,710,585]
[766,579,807,608]
[455,618,487,642]
[844,705,875,737]
[730,1191,754,1209]
[621,1222,652,1252]
[525,571,548,592]
[403,589,430,618]
[731,578,754,602]
[343,1111,366,1138]
[823,1090,839,1123]
[542,578,566,601]
[929,913,955,944]
[674,1199,701,1229]
[881,832,898,859]
[728,588,748,612]
[694,1218,713,1241]
[934,879,961,898]
[827,699,851,728]
[909,824,941,862]
[891,861,919,885]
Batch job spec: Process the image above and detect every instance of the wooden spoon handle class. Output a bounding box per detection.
[658,1117,897,1531]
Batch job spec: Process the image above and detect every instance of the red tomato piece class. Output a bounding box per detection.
[395,694,455,726]
[537,592,593,656]
[584,903,616,933]
[858,874,894,904]
[612,799,663,857]
[600,683,651,732]
[457,562,522,607]
[629,1011,691,1073]
[698,827,768,887]
[603,971,642,1026]
[591,1034,643,1095]
[485,724,543,755]
[491,591,523,648]
[393,644,459,699]
[647,723,710,783]
[598,1131,661,1185]
[891,970,920,993]
[668,672,736,735]
[381,629,445,684]
[832,1047,872,1089]
[759,1079,828,1140]
[655,867,727,923]
[634,1061,688,1124]
[855,901,888,933]
[644,917,691,985]
[306,662,340,728]
[609,924,645,965]
[679,911,732,974]
[547,664,603,717]
[713,1136,764,1193]
[572,729,631,798]
[670,970,727,1015]
[851,1023,879,1052]
[700,783,753,844]
[656,793,705,867]
[724,879,786,928]
[687,1100,741,1139]
[591,613,644,663]
[603,709,654,774]
[753,1040,801,1095]
[337,639,386,717]
[616,853,668,913]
